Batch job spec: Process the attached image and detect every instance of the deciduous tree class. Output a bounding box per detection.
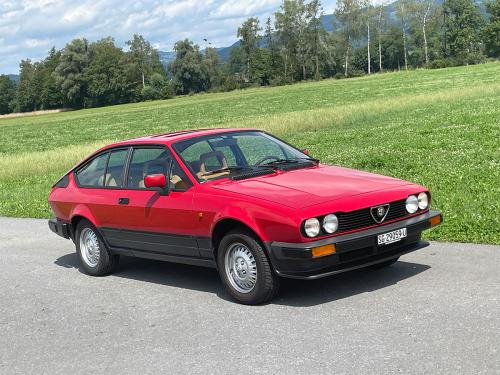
[335,0,365,76]
[169,39,208,94]
[0,75,16,114]
[443,0,484,62]
[54,38,90,108]
[483,0,500,57]
[237,17,262,80]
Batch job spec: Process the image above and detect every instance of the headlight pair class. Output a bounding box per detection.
[304,214,338,238]
[406,192,429,213]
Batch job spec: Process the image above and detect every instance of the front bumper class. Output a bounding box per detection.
[48,218,71,239]
[267,210,442,279]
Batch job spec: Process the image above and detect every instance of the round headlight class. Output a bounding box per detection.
[304,218,321,237]
[406,195,419,214]
[418,192,429,210]
[323,214,339,234]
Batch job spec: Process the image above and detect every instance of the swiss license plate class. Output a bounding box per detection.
[377,228,407,245]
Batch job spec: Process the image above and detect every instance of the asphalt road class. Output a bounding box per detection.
[1,217,499,375]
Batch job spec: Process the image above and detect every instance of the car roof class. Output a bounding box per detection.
[108,127,259,148]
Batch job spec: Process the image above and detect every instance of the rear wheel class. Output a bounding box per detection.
[217,230,279,305]
[370,256,400,269]
[75,220,119,276]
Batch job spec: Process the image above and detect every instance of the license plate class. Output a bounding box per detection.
[377,228,407,245]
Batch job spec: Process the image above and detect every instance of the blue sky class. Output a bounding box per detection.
[0,0,337,74]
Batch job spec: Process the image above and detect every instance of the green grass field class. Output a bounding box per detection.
[1,63,499,244]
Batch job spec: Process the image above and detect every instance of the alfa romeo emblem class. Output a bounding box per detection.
[371,204,390,223]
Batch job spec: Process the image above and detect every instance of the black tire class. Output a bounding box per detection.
[75,219,119,276]
[369,256,400,269]
[217,229,280,305]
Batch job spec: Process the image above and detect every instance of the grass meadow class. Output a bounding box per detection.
[0,62,499,243]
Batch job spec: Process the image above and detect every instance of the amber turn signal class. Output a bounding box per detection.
[429,215,442,227]
[311,244,336,258]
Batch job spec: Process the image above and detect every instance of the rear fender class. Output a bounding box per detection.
[70,204,100,228]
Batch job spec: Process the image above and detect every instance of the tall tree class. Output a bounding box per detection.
[169,39,208,94]
[420,0,434,65]
[483,0,500,57]
[36,48,63,109]
[16,59,37,112]
[265,17,280,77]
[0,75,16,114]
[335,0,365,76]
[374,0,388,72]
[305,0,324,79]
[54,38,90,108]
[237,17,261,80]
[203,47,223,89]
[396,0,411,70]
[85,38,134,107]
[443,0,484,61]
[364,2,376,74]
[126,34,162,88]
[275,0,302,81]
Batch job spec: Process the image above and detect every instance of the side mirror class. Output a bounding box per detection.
[302,149,310,155]
[144,174,167,192]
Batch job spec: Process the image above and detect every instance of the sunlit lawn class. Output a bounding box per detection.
[1,62,499,243]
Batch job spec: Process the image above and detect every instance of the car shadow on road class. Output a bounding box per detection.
[54,252,430,307]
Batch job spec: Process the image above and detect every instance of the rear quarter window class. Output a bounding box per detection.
[75,153,109,187]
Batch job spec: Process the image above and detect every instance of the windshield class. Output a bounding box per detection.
[172,131,314,181]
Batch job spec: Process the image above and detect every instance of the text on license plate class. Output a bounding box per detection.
[377,228,407,245]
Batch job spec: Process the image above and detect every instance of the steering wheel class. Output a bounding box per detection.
[254,156,280,166]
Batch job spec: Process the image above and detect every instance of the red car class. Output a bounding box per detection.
[49,128,442,304]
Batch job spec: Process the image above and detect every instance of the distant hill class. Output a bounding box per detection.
[7,74,19,82]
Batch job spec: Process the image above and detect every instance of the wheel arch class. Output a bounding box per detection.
[69,204,99,239]
[211,218,272,267]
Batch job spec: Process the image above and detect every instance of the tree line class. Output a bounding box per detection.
[0,0,498,115]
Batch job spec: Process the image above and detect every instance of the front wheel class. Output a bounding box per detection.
[75,220,119,276]
[217,230,280,305]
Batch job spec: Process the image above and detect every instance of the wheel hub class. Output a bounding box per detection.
[224,243,257,294]
[80,228,100,267]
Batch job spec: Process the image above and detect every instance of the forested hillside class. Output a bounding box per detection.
[0,0,498,115]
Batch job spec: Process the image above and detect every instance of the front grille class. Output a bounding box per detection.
[336,199,408,234]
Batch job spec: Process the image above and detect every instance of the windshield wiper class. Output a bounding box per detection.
[263,157,320,166]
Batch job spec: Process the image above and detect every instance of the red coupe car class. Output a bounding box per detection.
[49,128,442,304]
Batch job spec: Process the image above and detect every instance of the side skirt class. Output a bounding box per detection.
[109,246,216,268]
[98,227,216,268]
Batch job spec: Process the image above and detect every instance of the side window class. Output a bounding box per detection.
[105,149,128,187]
[126,148,192,191]
[76,153,109,187]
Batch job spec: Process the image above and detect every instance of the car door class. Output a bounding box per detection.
[100,145,200,258]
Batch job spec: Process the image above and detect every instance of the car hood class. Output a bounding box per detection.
[211,165,415,209]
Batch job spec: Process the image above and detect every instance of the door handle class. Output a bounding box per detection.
[118,197,129,205]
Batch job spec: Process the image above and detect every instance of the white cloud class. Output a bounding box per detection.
[24,38,50,48]
[0,0,337,74]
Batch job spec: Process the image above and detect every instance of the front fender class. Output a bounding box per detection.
[211,200,301,243]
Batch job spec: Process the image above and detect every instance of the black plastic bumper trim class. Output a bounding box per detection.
[48,218,71,239]
[274,241,429,279]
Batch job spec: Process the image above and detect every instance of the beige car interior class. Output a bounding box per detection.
[195,151,229,180]
[98,173,118,187]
